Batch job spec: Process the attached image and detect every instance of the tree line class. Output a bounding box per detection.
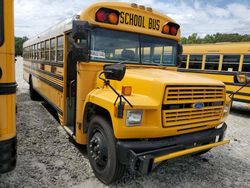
[15,36,28,56]
[181,33,250,44]
[15,33,250,56]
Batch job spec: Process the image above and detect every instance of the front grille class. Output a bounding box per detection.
[164,86,224,104]
[162,85,225,131]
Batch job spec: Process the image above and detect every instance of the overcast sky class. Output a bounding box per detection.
[14,0,250,38]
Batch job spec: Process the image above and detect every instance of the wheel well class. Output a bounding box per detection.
[83,102,112,133]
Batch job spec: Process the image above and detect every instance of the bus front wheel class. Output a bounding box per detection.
[87,116,125,184]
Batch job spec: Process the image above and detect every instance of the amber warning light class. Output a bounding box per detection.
[95,8,119,25]
[162,22,180,36]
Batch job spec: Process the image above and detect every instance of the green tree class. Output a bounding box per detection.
[15,36,28,56]
[181,33,250,44]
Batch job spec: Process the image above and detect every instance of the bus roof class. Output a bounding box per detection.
[183,42,250,54]
[24,2,180,47]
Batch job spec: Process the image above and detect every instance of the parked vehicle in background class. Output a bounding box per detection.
[179,42,250,104]
[0,0,17,173]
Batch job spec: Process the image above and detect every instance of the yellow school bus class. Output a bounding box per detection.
[23,2,230,184]
[0,0,17,173]
[179,42,250,104]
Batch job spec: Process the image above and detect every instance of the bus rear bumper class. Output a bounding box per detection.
[0,137,17,173]
[117,123,229,174]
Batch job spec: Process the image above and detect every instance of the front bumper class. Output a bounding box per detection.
[117,123,229,174]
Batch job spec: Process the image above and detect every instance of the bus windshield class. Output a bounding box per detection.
[90,28,177,66]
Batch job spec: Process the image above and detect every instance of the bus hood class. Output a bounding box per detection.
[124,68,225,86]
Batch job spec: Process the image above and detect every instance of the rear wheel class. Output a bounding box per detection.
[87,116,125,184]
[29,76,41,101]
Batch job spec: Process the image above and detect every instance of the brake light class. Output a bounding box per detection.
[95,8,119,25]
[162,22,180,36]
[170,26,177,35]
[96,10,106,22]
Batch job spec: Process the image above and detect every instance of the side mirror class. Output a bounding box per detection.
[72,20,90,62]
[103,64,126,81]
[72,20,90,40]
[72,42,89,62]
[235,73,250,84]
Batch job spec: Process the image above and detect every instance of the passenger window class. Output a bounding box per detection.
[242,55,250,72]
[222,55,240,72]
[41,42,45,60]
[205,55,220,70]
[37,43,41,60]
[45,40,50,61]
[57,36,64,62]
[180,55,187,68]
[189,55,202,69]
[34,44,37,60]
[50,38,56,62]
[0,0,3,46]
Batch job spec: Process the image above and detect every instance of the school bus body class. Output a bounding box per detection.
[0,0,17,173]
[179,42,250,104]
[23,2,230,184]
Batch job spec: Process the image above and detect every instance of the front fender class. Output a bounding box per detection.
[83,87,162,139]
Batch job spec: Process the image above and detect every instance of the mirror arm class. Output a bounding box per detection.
[98,72,133,108]
[228,77,250,100]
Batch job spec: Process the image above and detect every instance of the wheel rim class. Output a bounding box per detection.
[89,128,108,171]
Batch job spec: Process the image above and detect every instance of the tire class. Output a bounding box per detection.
[0,138,17,173]
[29,76,41,101]
[87,116,125,184]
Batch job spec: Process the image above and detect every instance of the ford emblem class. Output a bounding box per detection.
[193,102,205,109]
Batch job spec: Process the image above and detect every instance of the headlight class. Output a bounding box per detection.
[223,102,231,114]
[126,110,143,126]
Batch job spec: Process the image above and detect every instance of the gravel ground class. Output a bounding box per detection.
[0,57,250,188]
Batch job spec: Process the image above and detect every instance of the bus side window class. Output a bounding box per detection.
[50,38,56,62]
[189,55,202,69]
[34,44,37,60]
[205,55,220,70]
[242,55,250,73]
[222,55,240,72]
[180,55,187,68]
[41,42,45,60]
[37,43,41,60]
[45,40,50,61]
[0,0,3,46]
[57,36,64,62]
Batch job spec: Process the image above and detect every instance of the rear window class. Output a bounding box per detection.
[0,0,4,46]
[205,55,220,71]
[189,55,203,69]
[242,55,250,72]
[222,55,240,72]
[180,54,187,68]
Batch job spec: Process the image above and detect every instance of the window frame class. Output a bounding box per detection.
[56,35,64,62]
[204,54,220,71]
[221,54,241,72]
[242,54,250,73]
[50,38,56,62]
[188,54,203,70]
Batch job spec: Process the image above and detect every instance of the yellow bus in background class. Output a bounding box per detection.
[23,2,230,184]
[0,0,17,173]
[179,42,250,104]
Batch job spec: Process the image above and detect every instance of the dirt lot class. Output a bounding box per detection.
[0,57,250,188]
